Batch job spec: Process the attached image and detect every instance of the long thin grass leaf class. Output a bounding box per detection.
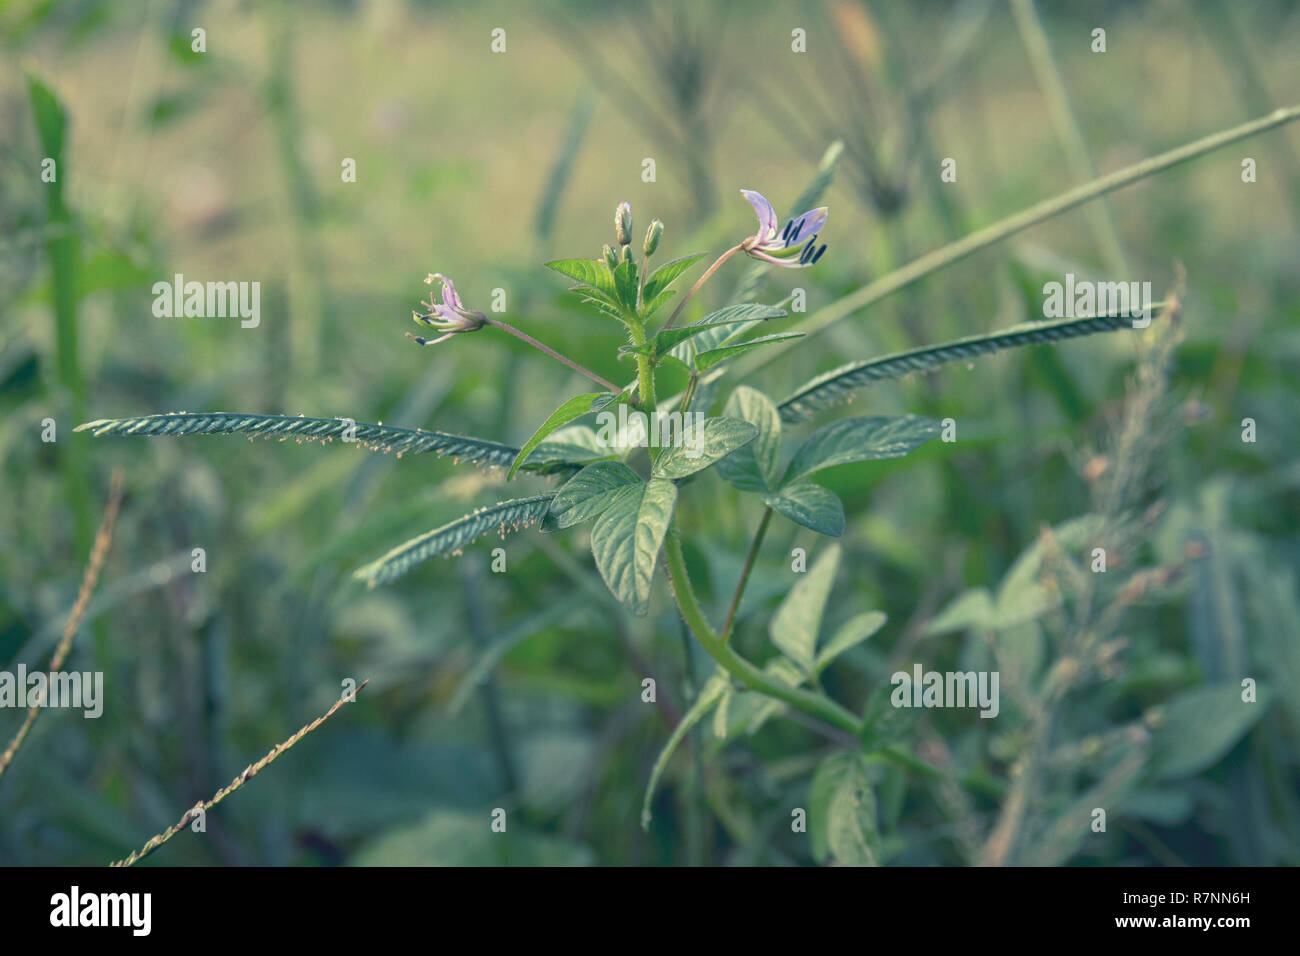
[75,411,576,475]
[778,310,1152,423]
[354,495,555,587]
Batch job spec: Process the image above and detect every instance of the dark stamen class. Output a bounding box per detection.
[781,220,793,241]
[786,217,806,247]
[799,243,815,265]
[812,244,827,264]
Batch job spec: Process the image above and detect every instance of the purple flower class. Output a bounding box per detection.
[408,274,488,346]
[738,189,828,267]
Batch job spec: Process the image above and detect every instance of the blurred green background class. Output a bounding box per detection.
[2,0,1298,866]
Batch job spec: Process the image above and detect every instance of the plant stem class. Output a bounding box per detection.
[489,319,623,394]
[721,507,772,643]
[1011,0,1128,278]
[664,531,862,737]
[677,372,700,415]
[662,243,744,329]
[625,321,657,411]
[733,104,1300,380]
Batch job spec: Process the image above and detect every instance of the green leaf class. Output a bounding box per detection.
[354,495,555,587]
[815,611,886,674]
[651,416,757,480]
[579,293,629,324]
[778,311,1147,423]
[612,257,640,313]
[764,481,845,537]
[642,252,707,303]
[926,588,996,635]
[668,303,787,366]
[782,414,940,486]
[589,478,677,616]
[695,332,806,371]
[810,752,880,866]
[548,461,641,529]
[545,258,617,297]
[715,386,782,492]
[650,314,763,356]
[523,440,616,473]
[1150,684,1272,780]
[354,810,593,866]
[640,287,677,319]
[740,658,807,735]
[75,412,575,475]
[508,393,618,480]
[640,672,728,829]
[770,544,839,673]
[27,76,66,159]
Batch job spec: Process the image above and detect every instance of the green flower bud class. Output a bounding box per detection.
[615,201,633,246]
[643,219,663,257]
[603,244,619,269]
[622,244,633,263]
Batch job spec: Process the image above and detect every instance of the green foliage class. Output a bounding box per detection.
[1150,685,1272,780]
[650,417,756,480]
[643,252,707,304]
[715,386,782,492]
[353,495,555,587]
[587,478,677,616]
[809,753,881,866]
[549,461,641,529]
[692,331,804,370]
[354,810,594,866]
[641,672,728,829]
[508,392,620,479]
[52,22,1300,870]
[781,415,941,485]
[770,546,839,673]
[778,310,1148,422]
[666,303,787,368]
[76,412,591,475]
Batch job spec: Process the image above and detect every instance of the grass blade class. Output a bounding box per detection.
[778,310,1150,423]
[354,495,555,587]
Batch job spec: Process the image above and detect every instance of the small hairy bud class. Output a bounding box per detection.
[615,201,633,246]
[643,219,663,257]
[603,244,619,269]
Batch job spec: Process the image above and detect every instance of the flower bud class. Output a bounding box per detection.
[643,219,663,257]
[622,245,633,263]
[614,201,633,246]
[603,244,619,269]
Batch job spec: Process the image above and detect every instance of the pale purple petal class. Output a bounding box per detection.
[786,207,828,246]
[432,303,461,326]
[740,189,778,241]
[433,273,463,311]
